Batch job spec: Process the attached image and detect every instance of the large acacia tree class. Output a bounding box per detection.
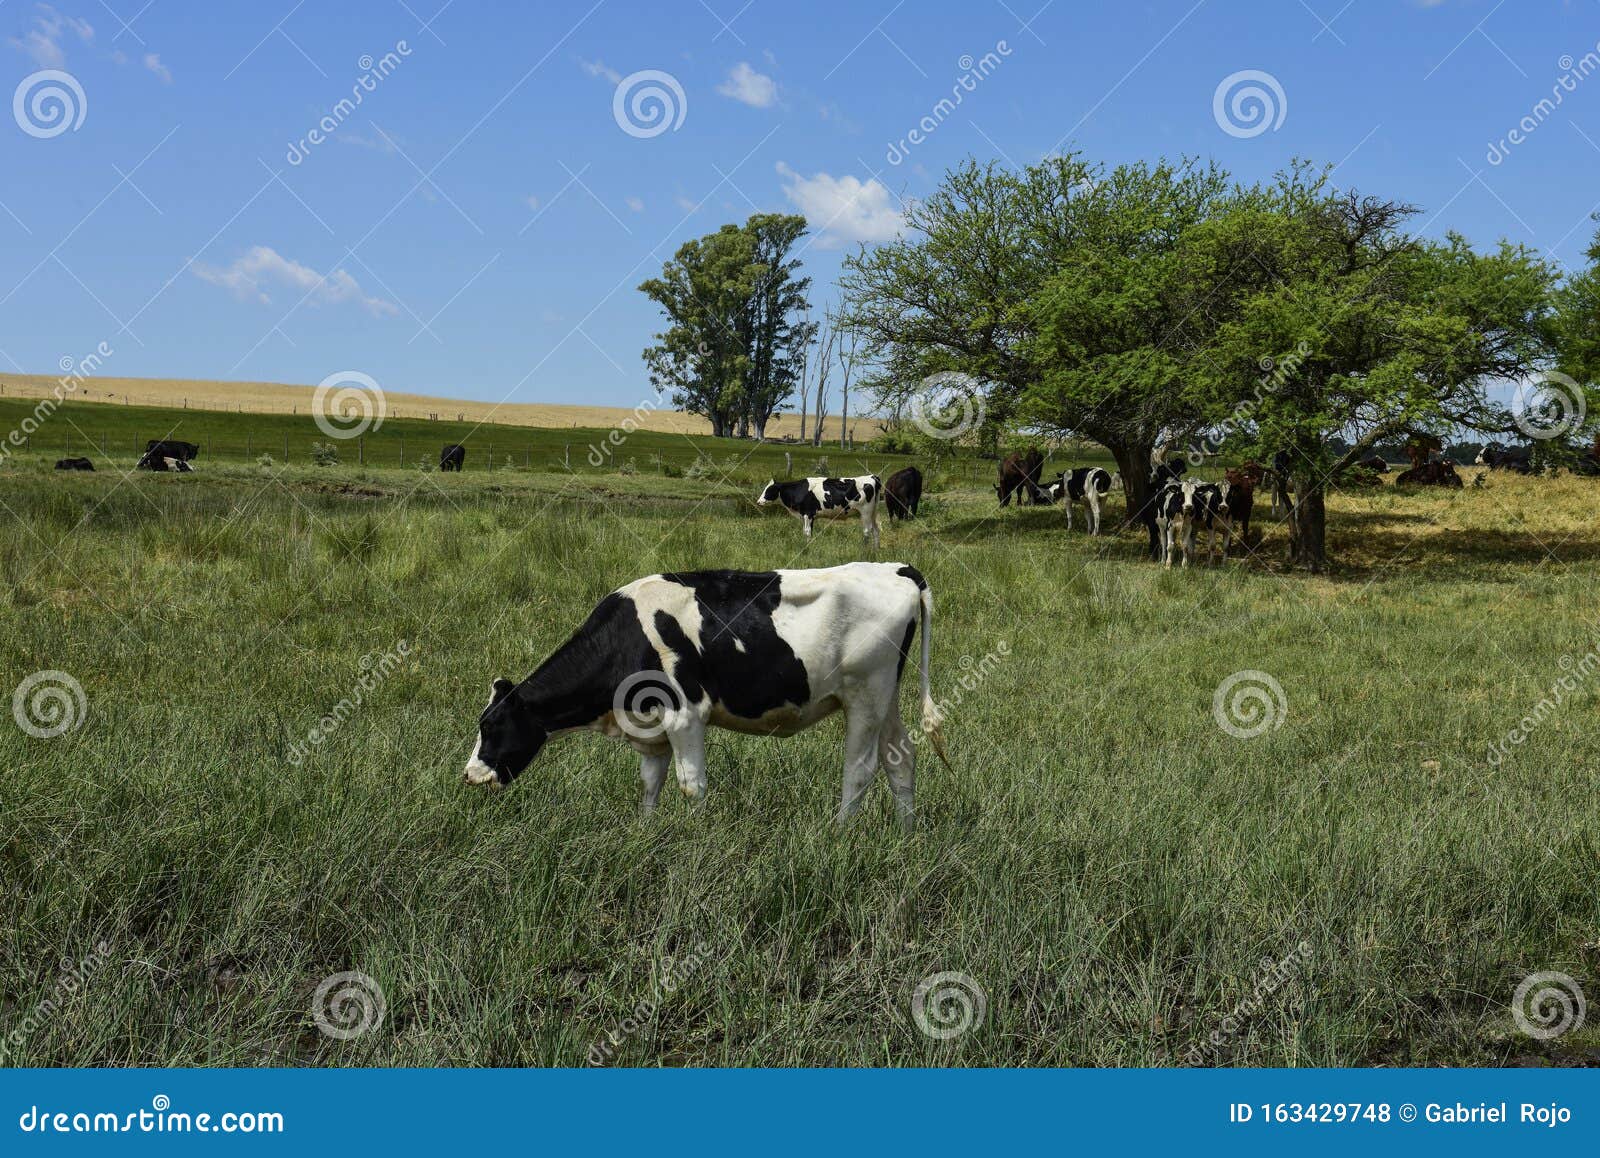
[841,154,1241,516]
[1196,165,1559,569]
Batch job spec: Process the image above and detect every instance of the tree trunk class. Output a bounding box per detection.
[1108,442,1155,529]
[1287,483,1327,571]
[799,388,808,442]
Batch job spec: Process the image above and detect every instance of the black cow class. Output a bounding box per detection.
[1475,442,1533,474]
[995,449,1045,507]
[756,475,882,549]
[1139,459,1188,560]
[1269,449,1293,517]
[463,563,948,831]
[884,466,923,520]
[145,439,199,462]
[1041,466,1118,535]
[440,444,466,472]
[1355,454,1390,474]
[54,457,93,471]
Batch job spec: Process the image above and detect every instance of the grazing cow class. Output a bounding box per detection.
[463,563,948,831]
[884,466,923,520]
[1139,460,1189,560]
[54,457,93,471]
[995,449,1045,507]
[1475,442,1533,474]
[1395,460,1463,489]
[757,475,882,549]
[1041,466,1119,535]
[440,444,466,472]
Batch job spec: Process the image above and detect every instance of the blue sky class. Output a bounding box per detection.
[3,0,1599,409]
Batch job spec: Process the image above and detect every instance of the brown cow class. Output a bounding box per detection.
[1395,460,1463,488]
[995,449,1044,507]
[1223,463,1263,548]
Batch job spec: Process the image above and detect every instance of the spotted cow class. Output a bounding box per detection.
[463,563,948,831]
[756,475,882,549]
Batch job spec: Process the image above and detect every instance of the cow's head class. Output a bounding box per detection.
[1179,479,1202,516]
[756,480,779,506]
[1214,480,1231,515]
[463,678,547,789]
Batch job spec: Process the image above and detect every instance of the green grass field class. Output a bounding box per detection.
[1,407,1597,1066]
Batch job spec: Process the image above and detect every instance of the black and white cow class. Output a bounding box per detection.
[1152,478,1231,568]
[463,563,947,831]
[1041,466,1119,535]
[756,475,882,549]
[1475,442,1533,474]
[1140,460,1188,560]
[135,451,193,472]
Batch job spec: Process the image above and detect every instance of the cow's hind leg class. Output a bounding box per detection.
[878,711,915,833]
[1087,490,1101,536]
[837,705,883,825]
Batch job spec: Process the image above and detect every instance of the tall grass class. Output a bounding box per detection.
[1,458,1596,1066]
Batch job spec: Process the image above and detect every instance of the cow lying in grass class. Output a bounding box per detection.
[464,563,948,830]
[756,475,882,549]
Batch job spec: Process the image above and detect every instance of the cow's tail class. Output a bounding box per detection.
[916,585,951,769]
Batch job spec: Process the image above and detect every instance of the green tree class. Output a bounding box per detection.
[639,214,814,439]
[1198,165,1559,569]
[842,155,1237,514]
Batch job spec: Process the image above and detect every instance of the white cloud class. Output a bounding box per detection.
[525,194,541,211]
[9,4,93,69]
[776,162,902,247]
[674,194,698,212]
[193,246,399,317]
[716,61,777,108]
[624,195,644,213]
[579,57,621,84]
[142,52,171,83]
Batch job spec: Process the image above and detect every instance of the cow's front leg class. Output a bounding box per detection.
[837,709,881,824]
[667,723,707,801]
[638,750,669,814]
[803,514,814,538]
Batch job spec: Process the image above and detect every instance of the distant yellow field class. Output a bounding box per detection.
[0,372,863,441]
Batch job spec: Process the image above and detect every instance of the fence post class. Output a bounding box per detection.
[785,451,792,475]
[487,443,493,468]
[246,435,251,461]
[284,433,289,461]
[359,436,364,467]
[400,435,405,467]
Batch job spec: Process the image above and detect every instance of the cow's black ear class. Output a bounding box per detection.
[491,677,515,702]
